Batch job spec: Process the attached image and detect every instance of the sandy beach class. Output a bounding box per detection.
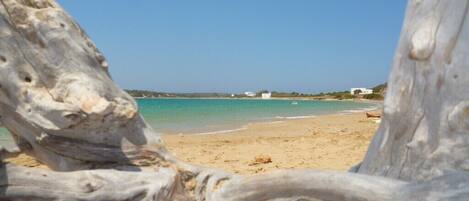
[163,110,380,174]
[6,110,381,174]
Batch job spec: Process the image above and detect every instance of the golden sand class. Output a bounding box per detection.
[163,111,380,174]
[4,153,48,169]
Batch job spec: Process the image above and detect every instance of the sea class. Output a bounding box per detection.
[0,98,378,145]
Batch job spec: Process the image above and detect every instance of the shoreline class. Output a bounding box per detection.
[162,109,381,174]
[162,104,381,136]
[0,101,381,146]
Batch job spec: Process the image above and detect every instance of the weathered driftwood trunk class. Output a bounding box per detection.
[357,0,469,182]
[0,0,468,200]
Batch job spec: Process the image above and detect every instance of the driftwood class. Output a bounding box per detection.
[0,0,468,200]
[365,112,381,118]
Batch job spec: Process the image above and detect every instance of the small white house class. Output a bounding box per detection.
[350,88,373,95]
[244,92,256,97]
[261,92,272,99]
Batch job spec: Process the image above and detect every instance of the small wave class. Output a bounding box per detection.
[276,115,317,120]
[265,121,284,124]
[341,106,378,114]
[191,126,248,135]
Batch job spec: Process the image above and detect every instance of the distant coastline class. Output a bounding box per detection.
[125,83,387,101]
[133,96,384,104]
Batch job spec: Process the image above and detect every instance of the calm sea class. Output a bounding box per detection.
[0,98,377,145]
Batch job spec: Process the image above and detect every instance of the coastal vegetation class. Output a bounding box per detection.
[125,89,232,98]
[372,83,387,94]
[125,83,387,100]
[363,93,384,100]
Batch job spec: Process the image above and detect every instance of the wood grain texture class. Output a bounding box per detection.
[358,0,469,182]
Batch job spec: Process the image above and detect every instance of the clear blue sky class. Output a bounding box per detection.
[58,0,407,93]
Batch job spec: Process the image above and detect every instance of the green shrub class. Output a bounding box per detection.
[372,83,387,93]
[363,93,384,100]
[342,94,356,99]
[334,94,355,100]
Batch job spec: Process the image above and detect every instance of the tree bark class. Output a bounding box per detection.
[0,0,469,200]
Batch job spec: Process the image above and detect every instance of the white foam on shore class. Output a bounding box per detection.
[190,126,248,135]
[172,104,380,136]
[341,106,379,114]
[264,120,285,124]
[185,120,287,136]
[276,115,317,120]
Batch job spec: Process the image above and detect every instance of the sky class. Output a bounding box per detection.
[58,0,407,94]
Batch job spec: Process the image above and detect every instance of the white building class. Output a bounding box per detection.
[244,92,256,97]
[261,92,272,99]
[350,88,373,95]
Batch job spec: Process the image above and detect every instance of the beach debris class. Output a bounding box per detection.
[249,154,272,166]
[254,167,266,173]
[311,129,320,135]
[214,154,223,160]
[223,159,239,163]
[365,112,381,118]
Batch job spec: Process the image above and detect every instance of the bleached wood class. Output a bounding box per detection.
[357,0,469,182]
[0,0,163,171]
[0,164,192,201]
[0,0,469,200]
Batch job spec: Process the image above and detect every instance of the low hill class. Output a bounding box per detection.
[125,90,232,98]
[125,83,387,100]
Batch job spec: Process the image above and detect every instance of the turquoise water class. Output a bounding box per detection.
[0,98,376,144]
[0,128,11,146]
[138,98,375,133]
